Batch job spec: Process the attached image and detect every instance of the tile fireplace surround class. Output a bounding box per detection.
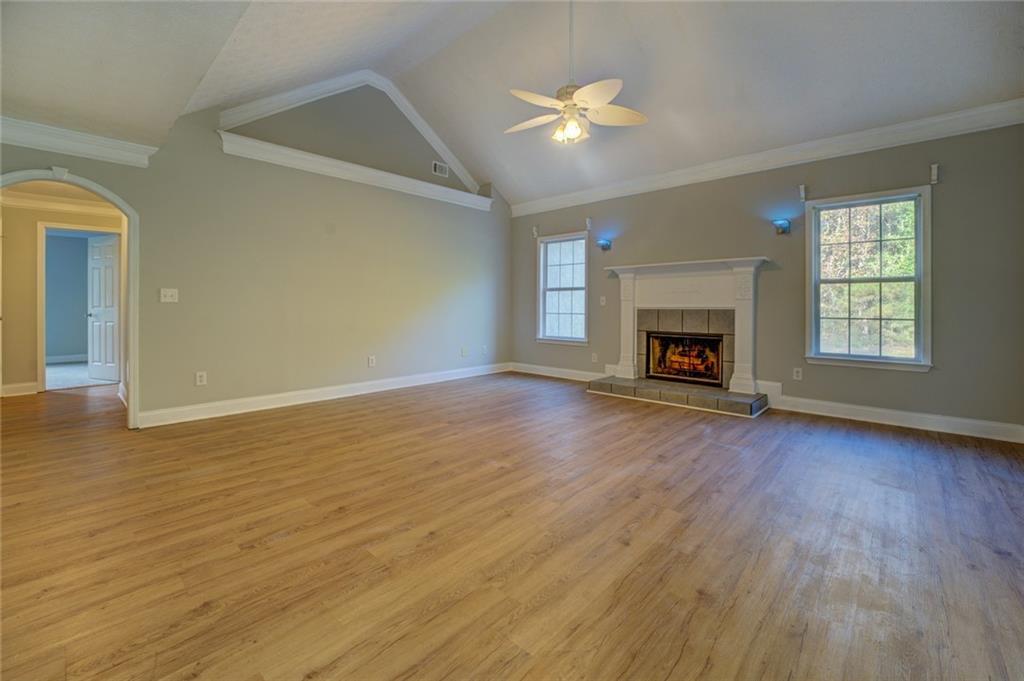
[605,258,769,394]
[639,309,735,388]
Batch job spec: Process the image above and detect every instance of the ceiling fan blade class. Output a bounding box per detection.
[573,79,623,109]
[510,89,564,110]
[585,104,648,126]
[504,113,560,134]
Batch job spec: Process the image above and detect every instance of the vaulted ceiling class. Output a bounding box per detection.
[2,1,1021,206]
[0,1,247,145]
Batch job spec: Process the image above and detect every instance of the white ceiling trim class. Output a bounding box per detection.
[219,131,492,212]
[0,190,123,218]
[511,98,1024,217]
[218,69,480,194]
[0,117,158,168]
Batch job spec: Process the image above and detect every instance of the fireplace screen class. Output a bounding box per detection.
[647,332,724,386]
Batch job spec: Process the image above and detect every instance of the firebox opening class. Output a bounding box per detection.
[647,332,724,386]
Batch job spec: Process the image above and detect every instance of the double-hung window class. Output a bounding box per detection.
[806,186,931,371]
[538,232,587,342]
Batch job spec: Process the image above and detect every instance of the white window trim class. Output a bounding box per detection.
[804,185,932,371]
[537,230,589,345]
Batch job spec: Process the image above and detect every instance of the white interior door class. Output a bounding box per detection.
[87,235,120,381]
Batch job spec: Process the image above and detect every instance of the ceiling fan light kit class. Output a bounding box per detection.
[505,1,647,145]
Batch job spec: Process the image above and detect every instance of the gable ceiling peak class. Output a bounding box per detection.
[217,69,480,194]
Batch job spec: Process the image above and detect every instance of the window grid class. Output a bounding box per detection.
[539,236,586,341]
[813,196,920,360]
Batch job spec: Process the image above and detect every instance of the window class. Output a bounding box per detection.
[806,186,931,370]
[538,232,587,342]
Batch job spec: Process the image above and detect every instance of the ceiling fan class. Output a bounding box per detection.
[504,1,647,144]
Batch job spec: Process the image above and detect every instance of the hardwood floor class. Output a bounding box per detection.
[2,374,1022,681]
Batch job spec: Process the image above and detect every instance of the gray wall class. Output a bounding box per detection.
[231,86,469,192]
[4,107,1019,425]
[45,235,88,359]
[511,125,1024,425]
[2,106,511,411]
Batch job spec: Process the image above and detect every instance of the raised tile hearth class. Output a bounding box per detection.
[588,376,768,417]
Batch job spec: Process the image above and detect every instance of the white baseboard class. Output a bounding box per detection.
[137,363,512,428]
[62,360,1024,443]
[1,382,40,397]
[507,362,606,382]
[759,381,1024,444]
[118,382,128,407]
[47,354,87,364]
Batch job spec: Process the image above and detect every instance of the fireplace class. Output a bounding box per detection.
[647,332,724,386]
[607,258,768,393]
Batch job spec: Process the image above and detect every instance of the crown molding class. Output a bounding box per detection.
[218,131,492,212]
[0,189,123,218]
[510,98,1024,217]
[218,69,480,194]
[0,116,158,168]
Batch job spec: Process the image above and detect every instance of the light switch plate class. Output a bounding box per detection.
[160,288,179,303]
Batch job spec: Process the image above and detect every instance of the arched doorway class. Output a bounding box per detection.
[1,167,140,428]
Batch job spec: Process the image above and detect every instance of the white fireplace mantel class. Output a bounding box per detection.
[605,257,769,394]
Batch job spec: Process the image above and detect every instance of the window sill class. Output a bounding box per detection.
[536,337,588,347]
[805,355,932,372]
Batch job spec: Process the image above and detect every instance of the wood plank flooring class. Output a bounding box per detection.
[2,373,1023,680]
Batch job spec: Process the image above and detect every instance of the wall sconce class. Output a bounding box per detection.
[595,238,613,251]
[771,219,791,235]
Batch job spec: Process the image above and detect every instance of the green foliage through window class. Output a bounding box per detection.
[814,195,920,360]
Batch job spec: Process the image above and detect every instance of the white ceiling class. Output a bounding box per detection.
[2,2,1021,205]
[186,2,504,114]
[0,1,246,145]
[397,1,1024,205]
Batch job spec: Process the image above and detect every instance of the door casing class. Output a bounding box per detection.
[38,222,127,390]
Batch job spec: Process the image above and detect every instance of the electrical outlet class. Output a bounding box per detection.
[194,371,207,386]
[460,347,468,357]
[599,296,607,306]
[792,367,803,381]
[160,288,179,303]
[591,352,598,363]
[367,355,376,368]
[482,345,488,356]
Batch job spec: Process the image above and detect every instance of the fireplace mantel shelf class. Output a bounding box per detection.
[605,257,769,275]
